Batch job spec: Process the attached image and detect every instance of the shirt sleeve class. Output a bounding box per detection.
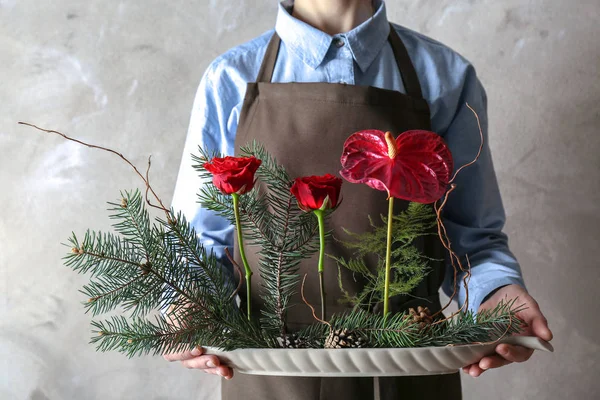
[438,65,527,313]
[161,61,239,314]
[171,63,236,265]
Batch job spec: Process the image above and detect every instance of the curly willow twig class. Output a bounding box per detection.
[225,248,245,301]
[301,274,331,329]
[18,121,171,215]
[430,102,484,323]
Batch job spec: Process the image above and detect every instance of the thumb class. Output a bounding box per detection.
[530,314,553,341]
[521,303,553,341]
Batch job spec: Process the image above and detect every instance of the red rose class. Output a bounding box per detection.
[290,174,343,211]
[203,156,262,195]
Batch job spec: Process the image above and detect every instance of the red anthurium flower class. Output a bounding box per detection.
[203,156,262,195]
[340,130,453,203]
[291,174,343,212]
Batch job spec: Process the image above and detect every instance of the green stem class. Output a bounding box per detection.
[314,209,326,320]
[232,193,252,320]
[383,196,394,319]
[319,271,326,321]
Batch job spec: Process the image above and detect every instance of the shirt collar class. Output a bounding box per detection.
[275,0,391,72]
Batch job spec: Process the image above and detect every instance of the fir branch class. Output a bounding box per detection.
[156,209,230,299]
[65,190,273,352]
[297,309,420,348]
[108,190,154,258]
[238,141,322,336]
[334,309,420,348]
[22,123,277,353]
[89,304,277,357]
[90,315,212,358]
[64,230,141,277]
[193,141,323,337]
[419,299,525,347]
[297,298,524,349]
[272,195,293,335]
[64,227,154,317]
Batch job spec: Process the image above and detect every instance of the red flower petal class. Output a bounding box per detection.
[291,174,343,211]
[340,130,453,203]
[204,156,262,195]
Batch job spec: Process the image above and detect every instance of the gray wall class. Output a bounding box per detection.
[1,0,598,399]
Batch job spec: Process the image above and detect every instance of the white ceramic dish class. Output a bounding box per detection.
[205,336,553,377]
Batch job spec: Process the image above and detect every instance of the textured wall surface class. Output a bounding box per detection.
[1,1,599,399]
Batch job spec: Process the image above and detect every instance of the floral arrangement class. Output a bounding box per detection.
[19,104,523,357]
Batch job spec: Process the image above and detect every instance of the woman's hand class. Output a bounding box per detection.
[462,284,553,378]
[163,346,233,379]
[161,302,234,379]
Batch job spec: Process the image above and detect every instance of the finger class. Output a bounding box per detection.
[163,346,203,362]
[518,300,553,341]
[181,355,221,370]
[495,344,534,363]
[462,365,476,375]
[465,364,485,378]
[222,366,234,380]
[204,365,234,380]
[478,354,512,370]
[462,363,485,377]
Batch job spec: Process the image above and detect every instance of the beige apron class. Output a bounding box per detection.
[224,25,462,400]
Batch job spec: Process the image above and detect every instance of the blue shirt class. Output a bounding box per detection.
[171,0,526,314]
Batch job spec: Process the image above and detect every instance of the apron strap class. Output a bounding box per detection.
[387,23,424,99]
[257,24,425,99]
[256,32,282,83]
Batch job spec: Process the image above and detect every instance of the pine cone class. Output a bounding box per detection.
[324,328,367,349]
[407,306,433,330]
[279,333,312,349]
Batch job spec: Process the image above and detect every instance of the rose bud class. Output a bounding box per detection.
[290,174,343,212]
[203,156,262,195]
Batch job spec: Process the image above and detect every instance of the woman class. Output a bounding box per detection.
[164,1,553,399]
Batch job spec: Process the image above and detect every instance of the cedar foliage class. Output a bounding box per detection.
[332,203,438,310]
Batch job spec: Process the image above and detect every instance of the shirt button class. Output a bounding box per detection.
[333,38,345,48]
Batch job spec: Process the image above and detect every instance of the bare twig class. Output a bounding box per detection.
[431,102,484,321]
[431,190,472,322]
[449,102,485,184]
[225,248,244,301]
[18,122,170,215]
[145,155,153,209]
[300,274,330,328]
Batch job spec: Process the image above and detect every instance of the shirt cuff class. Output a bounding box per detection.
[457,262,527,314]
